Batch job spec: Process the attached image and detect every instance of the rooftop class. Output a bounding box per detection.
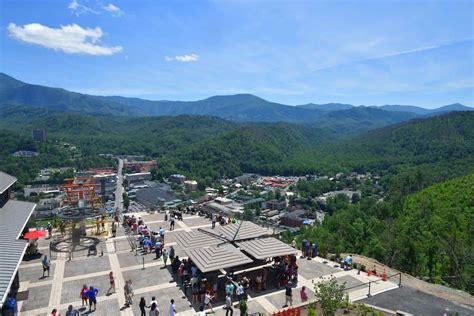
[0,199,36,307]
[0,171,17,194]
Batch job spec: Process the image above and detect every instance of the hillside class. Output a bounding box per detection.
[396,173,474,293]
[329,111,474,190]
[0,74,137,116]
[313,107,419,135]
[2,73,471,131]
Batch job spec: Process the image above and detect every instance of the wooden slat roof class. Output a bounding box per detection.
[0,200,36,307]
[186,243,253,273]
[236,237,298,260]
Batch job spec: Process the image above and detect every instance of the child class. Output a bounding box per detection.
[300,286,308,302]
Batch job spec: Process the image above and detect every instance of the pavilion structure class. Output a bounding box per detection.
[175,221,298,274]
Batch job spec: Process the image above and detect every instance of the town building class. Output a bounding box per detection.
[262,199,287,211]
[124,160,157,173]
[135,186,177,209]
[124,172,152,187]
[280,209,308,227]
[234,173,256,185]
[184,180,198,192]
[169,174,186,184]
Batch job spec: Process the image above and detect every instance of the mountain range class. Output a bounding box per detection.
[1,73,472,135]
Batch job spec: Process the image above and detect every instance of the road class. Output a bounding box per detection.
[114,158,124,214]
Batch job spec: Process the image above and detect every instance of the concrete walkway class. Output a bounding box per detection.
[17,212,400,315]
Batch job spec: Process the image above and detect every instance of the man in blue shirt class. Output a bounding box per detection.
[343,254,353,270]
[87,286,99,311]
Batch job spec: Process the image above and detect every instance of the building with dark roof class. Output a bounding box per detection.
[135,186,177,208]
[0,172,36,310]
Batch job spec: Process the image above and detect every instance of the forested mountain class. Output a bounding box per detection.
[297,103,354,111]
[336,112,474,190]
[379,103,473,116]
[297,172,474,294]
[1,105,473,190]
[0,74,137,116]
[396,173,474,293]
[312,107,419,134]
[1,73,471,130]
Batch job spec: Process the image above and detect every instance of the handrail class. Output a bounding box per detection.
[343,272,402,297]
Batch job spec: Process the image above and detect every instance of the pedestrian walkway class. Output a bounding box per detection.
[17,212,400,315]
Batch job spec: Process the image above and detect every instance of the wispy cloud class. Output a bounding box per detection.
[310,38,474,73]
[68,0,98,16]
[102,3,123,16]
[7,23,122,56]
[68,0,124,16]
[165,54,199,62]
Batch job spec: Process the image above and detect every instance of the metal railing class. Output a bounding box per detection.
[343,272,402,297]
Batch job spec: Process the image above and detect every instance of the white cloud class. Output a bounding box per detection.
[165,54,199,62]
[103,3,123,16]
[7,23,122,56]
[68,0,98,16]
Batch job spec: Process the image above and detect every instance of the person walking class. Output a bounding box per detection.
[60,221,66,237]
[87,286,99,311]
[65,305,79,316]
[124,281,130,308]
[139,297,148,316]
[47,222,53,239]
[169,246,175,263]
[124,280,134,307]
[203,291,214,313]
[149,302,159,316]
[42,255,50,277]
[284,283,293,307]
[211,214,216,229]
[224,293,233,316]
[155,240,162,259]
[162,248,169,267]
[79,285,88,307]
[111,220,118,238]
[169,217,175,231]
[51,308,60,316]
[236,283,244,302]
[169,299,176,316]
[107,271,115,295]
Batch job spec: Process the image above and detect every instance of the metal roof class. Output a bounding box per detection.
[0,172,17,194]
[185,244,253,273]
[236,237,298,260]
[0,200,36,307]
[174,230,222,250]
[202,221,273,242]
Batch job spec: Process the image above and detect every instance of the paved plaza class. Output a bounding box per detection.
[17,213,400,315]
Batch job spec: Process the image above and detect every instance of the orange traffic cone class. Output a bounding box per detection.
[382,270,387,281]
[367,270,371,277]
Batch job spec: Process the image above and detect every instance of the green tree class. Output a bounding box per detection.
[122,192,130,210]
[314,277,345,316]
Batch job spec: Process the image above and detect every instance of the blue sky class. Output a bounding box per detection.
[1,0,473,108]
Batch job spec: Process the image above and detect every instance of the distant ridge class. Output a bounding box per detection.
[0,73,472,129]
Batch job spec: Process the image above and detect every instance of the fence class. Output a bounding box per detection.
[343,272,402,298]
